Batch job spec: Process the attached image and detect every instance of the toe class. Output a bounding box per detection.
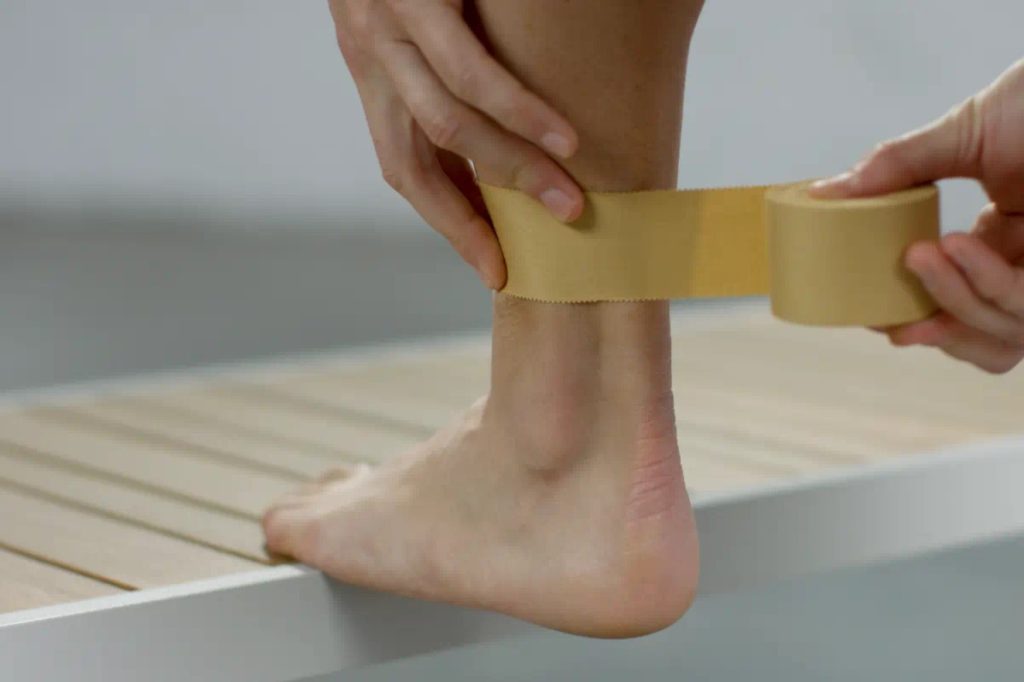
[294,463,365,497]
[314,467,348,485]
[313,464,362,488]
[261,464,371,560]
[261,502,314,560]
[266,467,354,510]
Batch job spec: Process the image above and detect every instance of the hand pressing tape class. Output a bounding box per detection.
[478,181,940,327]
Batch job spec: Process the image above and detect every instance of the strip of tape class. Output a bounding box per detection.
[479,181,939,327]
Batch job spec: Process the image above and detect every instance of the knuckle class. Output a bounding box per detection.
[422,109,464,150]
[345,7,374,47]
[385,0,423,24]
[336,36,369,76]
[504,159,530,191]
[952,94,985,170]
[448,63,480,100]
[870,139,903,166]
[380,165,405,193]
[506,155,547,194]
[495,82,530,118]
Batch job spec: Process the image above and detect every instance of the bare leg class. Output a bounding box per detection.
[263,0,703,637]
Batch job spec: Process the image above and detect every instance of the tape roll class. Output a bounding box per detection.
[766,182,939,326]
[479,181,940,327]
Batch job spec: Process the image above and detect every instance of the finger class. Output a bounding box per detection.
[809,95,983,199]
[436,149,489,222]
[376,38,583,222]
[905,240,1024,345]
[436,149,507,288]
[885,312,956,347]
[406,150,508,290]
[387,0,578,159]
[365,91,506,288]
[972,206,1024,263]
[886,313,1023,373]
[942,232,1024,317]
[931,318,1024,374]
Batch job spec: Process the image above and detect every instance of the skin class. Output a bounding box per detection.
[812,59,1024,374]
[326,0,586,289]
[263,0,705,637]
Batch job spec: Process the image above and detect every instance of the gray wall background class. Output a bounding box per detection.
[2,0,1022,394]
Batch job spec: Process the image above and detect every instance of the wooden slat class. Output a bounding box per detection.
[149,385,421,461]
[240,346,491,431]
[2,305,1023,616]
[0,548,121,614]
[681,449,787,494]
[674,386,974,462]
[757,321,1024,406]
[318,351,491,397]
[247,373,468,432]
[676,323,1024,431]
[676,377,979,449]
[0,485,258,589]
[0,447,267,561]
[315,354,491,404]
[677,421,846,476]
[0,410,293,518]
[68,396,335,479]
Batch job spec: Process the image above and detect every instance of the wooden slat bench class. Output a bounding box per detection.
[2,302,1023,681]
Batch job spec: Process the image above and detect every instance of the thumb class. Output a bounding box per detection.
[809,98,982,199]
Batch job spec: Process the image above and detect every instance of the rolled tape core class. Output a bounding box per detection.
[479,181,940,327]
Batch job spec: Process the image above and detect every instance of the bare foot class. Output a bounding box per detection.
[262,298,699,637]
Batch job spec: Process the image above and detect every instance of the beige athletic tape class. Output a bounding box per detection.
[479,181,940,327]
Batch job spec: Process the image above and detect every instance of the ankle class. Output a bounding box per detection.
[485,295,677,472]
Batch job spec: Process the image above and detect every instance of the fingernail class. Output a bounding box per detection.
[810,171,852,191]
[540,188,576,221]
[540,132,574,159]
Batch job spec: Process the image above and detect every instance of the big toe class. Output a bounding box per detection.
[261,498,321,561]
[261,463,373,560]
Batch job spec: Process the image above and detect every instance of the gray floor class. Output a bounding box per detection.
[3,214,1022,680]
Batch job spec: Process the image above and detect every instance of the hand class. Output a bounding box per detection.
[328,0,584,289]
[811,59,1024,373]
